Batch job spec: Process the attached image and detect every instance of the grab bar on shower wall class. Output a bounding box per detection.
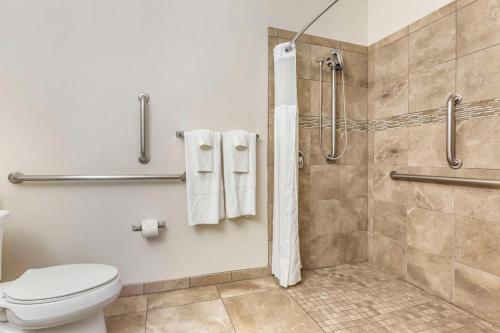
[390,171,500,188]
[446,93,462,169]
[8,171,186,184]
[138,92,150,164]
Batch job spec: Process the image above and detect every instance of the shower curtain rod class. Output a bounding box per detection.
[285,0,341,52]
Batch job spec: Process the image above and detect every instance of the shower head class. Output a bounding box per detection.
[326,48,344,71]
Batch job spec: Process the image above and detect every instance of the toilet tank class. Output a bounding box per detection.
[0,211,9,280]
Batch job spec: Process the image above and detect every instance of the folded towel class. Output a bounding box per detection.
[185,131,225,225]
[223,131,257,218]
[188,129,213,172]
[225,130,249,173]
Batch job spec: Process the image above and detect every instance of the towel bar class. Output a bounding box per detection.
[8,171,186,184]
[176,131,259,139]
[390,171,500,188]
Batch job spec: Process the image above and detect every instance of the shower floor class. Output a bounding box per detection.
[105,263,499,333]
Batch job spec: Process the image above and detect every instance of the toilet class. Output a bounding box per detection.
[0,211,121,333]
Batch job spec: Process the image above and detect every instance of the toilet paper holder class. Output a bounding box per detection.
[131,220,167,232]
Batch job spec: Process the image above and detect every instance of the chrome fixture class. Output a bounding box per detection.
[8,171,186,184]
[132,220,167,232]
[318,48,348,163]
[138,92,150,164]
[390,171,500,189]
[298,151,305,169]
[446,93,462,169]
[176,131,259,139]
[285,0,341,52]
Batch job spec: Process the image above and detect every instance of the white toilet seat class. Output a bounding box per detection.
[0,264,121,330]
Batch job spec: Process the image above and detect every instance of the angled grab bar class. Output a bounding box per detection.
[446,93,462,169]
[138,92,150,164]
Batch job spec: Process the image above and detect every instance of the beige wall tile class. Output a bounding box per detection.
[106,312,146,333]
[340,165,368,200]
[407,247,453,300]
[409,14,456,72]
[310,200,342,268]
[455,169,500,223]
[296,41,311,80]
[458,0,479,8]
[268,166,273,203]
[277,28,310,43]
[408,123,447,168]
[310,80,331,117]
[104,295,148,317]
[373,37,409,83]
[341,198,368,233]
[343,50,368,87]
[231,267,270,282]
[457,43,500,103]
[409,60,455,113]
[373,200,407,242]
[458,0,500,56]
[337,85,368,121]
[368,199,374,233]
[310,127,334,165]
[148,286,220,310]
[409,2,457,33]
[311,44,334,82]
[223,290,323,333]
[299,128,310,165]
[369,77,409,119]
[374,128,409,166]
[409,13,456,73]
[341,41,368,54]
[342,231,368,263]
[368,131,374,164]
[190,272,231,287]
[454,263,500,326]
[372,165,408,205]
[370,26,409,53]
[455,215,500,277]
[147,299,234,333]
[267,27,278,37]
[368,52,375,88]
[456,117,500,169]
[339,131,368,166]
[407,167,455,213]
[144,278,190,294]
[297,79,311,115]
[310,165,340,200]
[373,232,406,277]
[217,276,279,298]
[310,35,341,49]
[119,283,143,298]
[407,207,454,258]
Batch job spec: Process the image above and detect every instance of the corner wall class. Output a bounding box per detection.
[367,0,500,325]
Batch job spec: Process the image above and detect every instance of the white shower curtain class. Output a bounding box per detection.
[272,42,301,287]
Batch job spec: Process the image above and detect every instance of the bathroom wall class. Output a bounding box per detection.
[367,0,454,44]
[367,0,500,325]
[268,29,369,270]
[0,0,367,284]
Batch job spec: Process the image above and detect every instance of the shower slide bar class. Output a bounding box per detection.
[390,171,500,189]
[8,172,186,184]
[285,0,341,52]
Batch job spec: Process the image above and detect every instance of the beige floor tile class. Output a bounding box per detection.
[223,289,322,333]
[146,299,234,333]
[217,276,279,299]
[104,295,148,317]
[106,312,146,333]
[148,285,220,310]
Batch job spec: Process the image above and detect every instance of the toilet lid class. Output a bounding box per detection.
[4,264,118,303]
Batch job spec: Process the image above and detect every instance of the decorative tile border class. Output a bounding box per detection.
[298,98,500,132]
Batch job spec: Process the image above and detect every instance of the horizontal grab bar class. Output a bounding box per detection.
[390,171,500,188]
[175,131,259,139]
[8,171,186,184]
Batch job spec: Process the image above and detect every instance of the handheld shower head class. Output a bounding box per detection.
[326,48,344,71]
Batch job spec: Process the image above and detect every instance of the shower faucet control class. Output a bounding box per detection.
[326,48,344,72]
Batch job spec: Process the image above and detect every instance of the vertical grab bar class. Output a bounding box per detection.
[138,92,150,164]
[446,93,462,169]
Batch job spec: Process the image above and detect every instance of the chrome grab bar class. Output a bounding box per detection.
[8,171,186,184]
[446,93,462,169]
[138,92,150,164]
[390,171,500,188]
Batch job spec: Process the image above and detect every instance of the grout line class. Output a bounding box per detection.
[217,287,238,333]
[144,295,149,332]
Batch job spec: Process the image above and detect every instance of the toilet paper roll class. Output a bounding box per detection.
[141,219,159,238]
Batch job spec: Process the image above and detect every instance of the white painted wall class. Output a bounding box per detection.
[0,0,366,284]
[367,0,454,44]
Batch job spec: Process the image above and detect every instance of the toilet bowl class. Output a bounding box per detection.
[0,211,121,332]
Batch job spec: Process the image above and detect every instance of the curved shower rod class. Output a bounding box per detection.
[285,0,341,52]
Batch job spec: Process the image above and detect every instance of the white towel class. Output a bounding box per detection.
[225,130,249,173]
[222,131,257,218]
[189,129,213,172]
[185,131,225,225]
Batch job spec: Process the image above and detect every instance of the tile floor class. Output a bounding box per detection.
[105,263,500,333]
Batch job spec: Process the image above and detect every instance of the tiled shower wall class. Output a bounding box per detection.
[267,28,369,270]
[367,0,500,326]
